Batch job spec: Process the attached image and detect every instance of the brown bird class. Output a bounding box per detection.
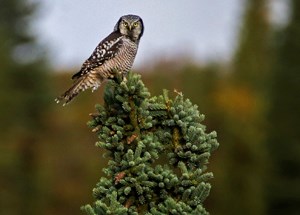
[55,14,144,105]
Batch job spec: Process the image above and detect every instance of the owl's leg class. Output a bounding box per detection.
[122,75,128,83]
[109,69,123,84]
[120,70,129,83]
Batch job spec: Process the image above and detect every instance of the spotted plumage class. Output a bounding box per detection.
[55,14,144,105]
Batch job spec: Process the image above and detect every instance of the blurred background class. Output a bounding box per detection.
[0,0,299,214]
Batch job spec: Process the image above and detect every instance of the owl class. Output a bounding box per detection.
[55,14,144,105]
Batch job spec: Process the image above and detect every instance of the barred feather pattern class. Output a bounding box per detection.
[55,37,139,105]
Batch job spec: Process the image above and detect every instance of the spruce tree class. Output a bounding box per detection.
[81,72,219,214]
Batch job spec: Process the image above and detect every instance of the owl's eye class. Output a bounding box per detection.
[133,22,139,27]
[123,22,128,27]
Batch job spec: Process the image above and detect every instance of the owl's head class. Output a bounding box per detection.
[114,15,144,42]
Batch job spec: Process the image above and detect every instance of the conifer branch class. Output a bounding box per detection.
[82,72,219,215]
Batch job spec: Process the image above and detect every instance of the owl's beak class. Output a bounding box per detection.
[128,25,132,31]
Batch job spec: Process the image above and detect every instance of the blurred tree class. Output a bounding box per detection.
[267,0,300,214]
[233,0,272,91]
[211,0,272,214]
[0,0,51,214]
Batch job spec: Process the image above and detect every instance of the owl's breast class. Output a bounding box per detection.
[98,38,138,78]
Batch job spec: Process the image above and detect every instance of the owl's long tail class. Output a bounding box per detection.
[55,74,103,106]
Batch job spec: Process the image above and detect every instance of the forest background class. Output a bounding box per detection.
[0,0,299,214]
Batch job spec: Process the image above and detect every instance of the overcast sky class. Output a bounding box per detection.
[32,0,287,70]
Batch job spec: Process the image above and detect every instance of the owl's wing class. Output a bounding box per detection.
[71,32,124,80]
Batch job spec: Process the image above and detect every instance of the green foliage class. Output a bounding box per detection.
[82,72,218,214]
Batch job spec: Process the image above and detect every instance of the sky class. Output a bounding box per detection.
[32,0,287,70]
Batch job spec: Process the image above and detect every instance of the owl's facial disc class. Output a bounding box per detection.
[115,15,144,41]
